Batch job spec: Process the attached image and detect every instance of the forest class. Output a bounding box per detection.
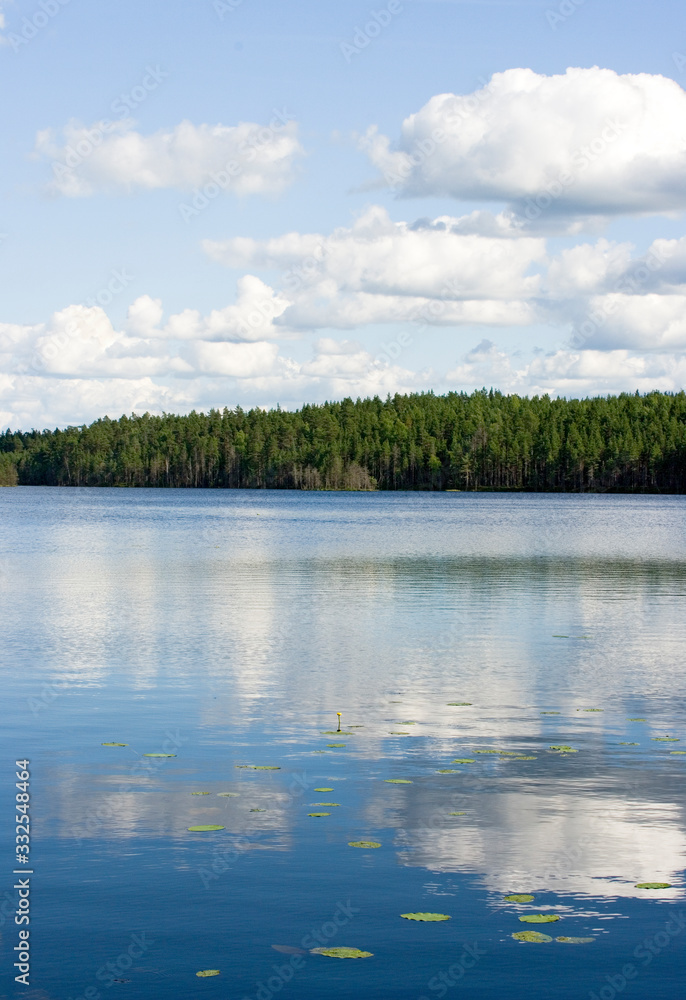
[1,389,685,492]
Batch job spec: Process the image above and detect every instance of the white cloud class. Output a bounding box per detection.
[188,340,279,377]
[34,116,303,197]
[127,277,291,342]
[359,67,686,221]
[577,294,686,351]
[0,372,189,432]
[205,205,546,329]
[446,342,686,397]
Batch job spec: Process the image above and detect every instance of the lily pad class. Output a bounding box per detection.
[143,753,176,757]
[250,808,266,812]
[447,702,472,706]
[635,882,672,889]
[452,759,475,764]
[474,750,500,754]
[504,894,535,903]
[327,744,346,748]
[498,752,520,756]
[314,787,334,792]
[389,731,410,735]
[102,742,128,747]
[670,751,686,754]
[196,970,220,977]
[401,912,451,922]
[308,812,330,817]
[322,731,353,735]
[556,937,595,944]
[192,792,210,795]
[520,914,560,923]
[310,947,372,959]
[437,769,460,773]
[384,779,412,784]
[188,825,225,832]
[349,841,381,848]
[550,745,577,752]
[217,792,239,797]
[513,931,553,943]
[582,708,603,712]
[628,718,646,722]
[652,737,679,742]
[449,812,466,816]
[514,756,537,760]
[252,765,281,770]
[540,712,560,715]
[618,742,639,746]
[312,803,340,807]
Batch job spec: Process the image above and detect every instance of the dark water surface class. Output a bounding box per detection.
[1,489,685,1000]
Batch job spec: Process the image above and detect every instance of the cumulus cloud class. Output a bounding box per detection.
[205,205,545,329]
[34,114,303,197]
[127,277,290,342]
[446,341,686,398]
[359,67,686,221]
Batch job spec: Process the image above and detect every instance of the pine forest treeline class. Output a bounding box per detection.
[1,390,685,492]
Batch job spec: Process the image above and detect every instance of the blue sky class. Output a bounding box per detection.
[1,0,686,428]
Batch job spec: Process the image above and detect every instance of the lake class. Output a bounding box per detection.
[1,488,685,1000]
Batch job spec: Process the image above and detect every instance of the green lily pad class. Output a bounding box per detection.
[188,825,225,832]
[312,803,340,807]
[322,731,353,735]
[400,721,416,725]
[513,931,553,943]
[452,759,475,764]
[552,635,569,638]
[670,751,686,755]
[449,812,466,816]
[652,737,679,742]
[143,753,176,757]
[308,812,330,817]
[474,750,500,754]
[514,756,537,760]
[217,792,239,797]
[581,708,603,712]
[504,894,535,903]
[327,744,346,748]
[401,913,451,922]
[314,787,334,792]
[310,947,372,959]
[557,937,595,944]
[235,765,280,770]
[384,779,412,783]
[498,752,520,756]
[520,914,560,923]
[437,769,460,773]
[540,711,560,715]
[196,970,220,977]
[102,742,128,747]
[192,792,210,795]
[389,732,410,735]
[250,808,266,812]
[349,841,381,848]
[549,745,577,752]
[628,718,646,722]
[618,742,639,746]
[447,702,472,706]
[635,882,672,889]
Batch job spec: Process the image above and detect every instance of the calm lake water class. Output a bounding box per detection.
[1,488,685,1000]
